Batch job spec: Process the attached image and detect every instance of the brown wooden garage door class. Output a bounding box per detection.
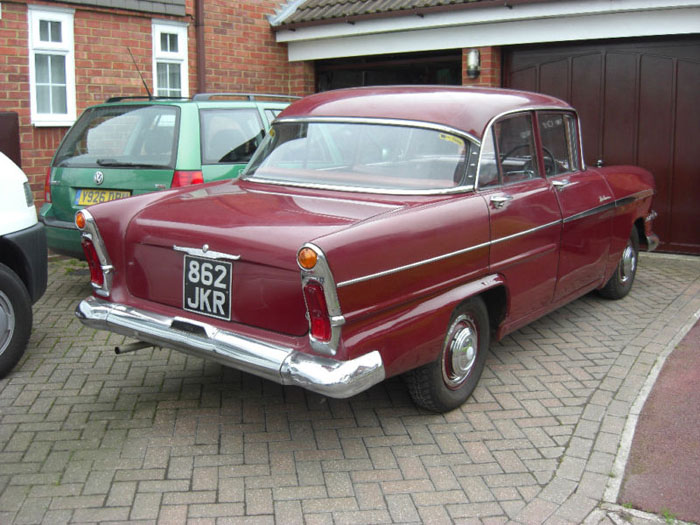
[504,37,700,254]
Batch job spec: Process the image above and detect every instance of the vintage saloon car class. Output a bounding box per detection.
[75,86,658,412]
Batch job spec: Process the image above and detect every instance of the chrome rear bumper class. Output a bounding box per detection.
[75,296,385,398]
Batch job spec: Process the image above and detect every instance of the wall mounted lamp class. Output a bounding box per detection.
[467,49,481,79]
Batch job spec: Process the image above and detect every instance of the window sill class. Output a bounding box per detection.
[32,119,75,128]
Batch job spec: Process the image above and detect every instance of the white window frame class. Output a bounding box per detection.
[152,20,189,98]
[27,6,76,127]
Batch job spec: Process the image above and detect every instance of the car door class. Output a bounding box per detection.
[479,112,562,329]
[537,111,614,302]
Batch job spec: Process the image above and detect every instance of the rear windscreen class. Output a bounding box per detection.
[54,105,179,169]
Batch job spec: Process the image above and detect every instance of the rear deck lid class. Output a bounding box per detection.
[124,181,401,336]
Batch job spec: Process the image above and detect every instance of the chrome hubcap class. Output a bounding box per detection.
[618,241,637,284]
[0,290,15,355]
[442,314,478,389]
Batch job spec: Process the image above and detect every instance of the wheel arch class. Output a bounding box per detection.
[0,239,30,296]
[478,284,508,337]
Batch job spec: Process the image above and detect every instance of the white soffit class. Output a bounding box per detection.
[275,0,700,61]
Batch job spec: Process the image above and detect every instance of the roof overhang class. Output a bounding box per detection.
[273,0,700,62]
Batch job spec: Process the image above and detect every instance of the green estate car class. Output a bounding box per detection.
[40,93,295,259]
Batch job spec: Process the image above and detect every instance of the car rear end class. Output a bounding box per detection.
[74,182,391,397]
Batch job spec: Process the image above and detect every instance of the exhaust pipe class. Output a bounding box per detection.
[115,341,154,355]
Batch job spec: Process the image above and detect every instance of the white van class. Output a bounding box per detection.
[0,152,47,377]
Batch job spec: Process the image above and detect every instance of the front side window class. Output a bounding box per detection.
[28,7,76,126]
[538,112,581,176]
[244,120,472,193]
[152,21,188,98]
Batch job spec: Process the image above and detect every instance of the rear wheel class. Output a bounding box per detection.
[598,229,639,300]
[404,297,489,412]
[0,263,32,378]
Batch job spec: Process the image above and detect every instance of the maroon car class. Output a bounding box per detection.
[75,86,658,412]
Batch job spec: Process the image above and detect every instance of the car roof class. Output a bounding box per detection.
[278,86,573,141]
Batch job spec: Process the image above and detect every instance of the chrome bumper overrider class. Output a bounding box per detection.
[75,296,385,398]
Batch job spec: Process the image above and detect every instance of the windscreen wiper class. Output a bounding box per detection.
[96,158,170,169]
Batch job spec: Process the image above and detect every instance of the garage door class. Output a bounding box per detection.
[505,37,700,254]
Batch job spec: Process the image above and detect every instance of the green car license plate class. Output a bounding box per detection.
[75,189,131,206]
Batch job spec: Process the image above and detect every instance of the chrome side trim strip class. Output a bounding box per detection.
[490,219,562,246]
[336,187,653,288]
[75,296,385,399]
[337,219,561,288]
[338,240,491,288]
[562,189,654,225]
[562,201,617,224]
[615,189,654,208]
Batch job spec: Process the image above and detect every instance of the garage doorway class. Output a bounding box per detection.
[316,50,461,92]
[504,37,700,254]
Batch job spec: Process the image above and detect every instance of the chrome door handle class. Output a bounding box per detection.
[552,179,571,191]
[490,195,513,209]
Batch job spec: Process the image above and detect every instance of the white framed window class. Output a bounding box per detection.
[152,21,189,98]
[28,6,76,126]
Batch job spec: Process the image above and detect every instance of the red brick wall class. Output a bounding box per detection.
[462,46,502,87]
[0,0,314,207]
[201,0,315,95]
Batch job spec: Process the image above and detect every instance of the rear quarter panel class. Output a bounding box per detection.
[594,166,655,279]
[315,194,492,376]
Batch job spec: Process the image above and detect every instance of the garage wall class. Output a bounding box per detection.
[505,37,700,254]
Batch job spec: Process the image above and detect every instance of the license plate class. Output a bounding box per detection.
[75,189,131,206]
[183,255,232,321]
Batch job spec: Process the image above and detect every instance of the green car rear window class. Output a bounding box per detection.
[54,105,179,169]
[200,108,265,165]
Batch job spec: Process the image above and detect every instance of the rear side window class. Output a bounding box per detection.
[54,105,178,168]
[200,108,265,164]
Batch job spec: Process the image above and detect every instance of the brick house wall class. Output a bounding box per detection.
[201,0,314,95]
[0,0,314,207]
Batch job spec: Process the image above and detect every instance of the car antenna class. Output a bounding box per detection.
[128,47,153,99]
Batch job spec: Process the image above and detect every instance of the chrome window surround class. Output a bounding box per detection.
[475,107,586,190]
[297,243,345,356]
[243,116,480,196]
[76,209,114,297]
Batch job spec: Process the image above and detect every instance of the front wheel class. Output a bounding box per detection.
[0,263,33,378]
[598,228,639,300]
[404,297,489,412]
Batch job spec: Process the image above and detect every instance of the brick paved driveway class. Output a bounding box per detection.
[1,254,699,524]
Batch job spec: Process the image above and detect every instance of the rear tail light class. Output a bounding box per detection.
[171,170,204,187]
[44,167,52,203]
[303,280,332,342]
[82,237,104,288]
